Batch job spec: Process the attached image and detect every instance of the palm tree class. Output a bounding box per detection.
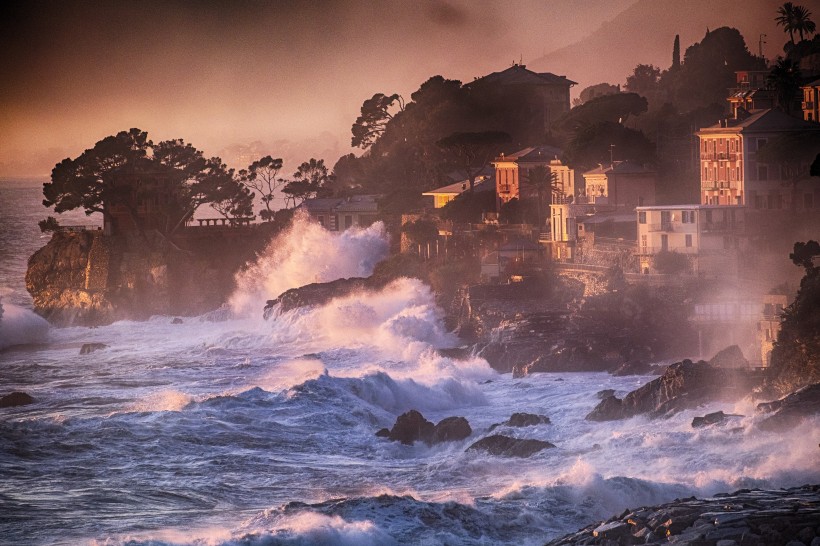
[777,3,816,43]
[767,57,802,114]
[792,4,816,41]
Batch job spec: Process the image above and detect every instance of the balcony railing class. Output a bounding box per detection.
[803,101,815,110]
[645,222,675,232]
[700,153,739,161]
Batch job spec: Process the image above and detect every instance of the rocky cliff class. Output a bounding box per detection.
[27,228,268,326]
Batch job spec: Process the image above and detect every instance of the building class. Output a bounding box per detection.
[727,70,775,118]
[422,176,494,209]
[757,294,788,367]
[802,78,820,122]
[301,195,379,231]
[581,161,656,207]
[696,108,820,209]
[493,146,569,204]
[635,204,745,276]
[468,64,576,141]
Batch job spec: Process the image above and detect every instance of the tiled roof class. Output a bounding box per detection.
[423,177,494,195]
[469,65,577,88]
[583,160,653,176]
[697,108,820,133]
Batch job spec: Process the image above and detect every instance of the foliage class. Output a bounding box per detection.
[767,57,802,113]
[564,121,656,169]
[556,93,648,132]
[351,93,404,149]
[38,216,60,233]
[43,128,253,235]
[672,35,681,70]
[240,156,283,221]
[440,189,496,224]
[573,83,620,107]
[768,241,820,394]
[402,219,439,245]
[625,65,661,99]
[281,158,332,207]
[436,130,511,191]
[370,252,428,284]
[757,130,820,210]
[776,2,816,44]
[652,250,689,274]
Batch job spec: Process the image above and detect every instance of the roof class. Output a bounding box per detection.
[578,211,636,225]
[423,177,494,196]
[301,198,343,212]
[302,195,379,214]
[500,238,542,251]
[468,64,577,88]
[636,204,745,211]
[583,160,654,176]
[804,78,820,87]
[697,108,820,134]
[495,145,563,163]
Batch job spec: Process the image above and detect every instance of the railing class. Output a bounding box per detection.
[191,216,255,227]
[645,222,675,232]
[635,246,699,255]
[57,225,102,233]
[803,101,814,110]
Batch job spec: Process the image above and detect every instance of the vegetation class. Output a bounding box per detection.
[776,2,816,44]
[38,216,60,233]
[436,131,511,191]
[756,131,820,210]
[281,159,332,207]
[240,156,283,221]
[768,241,820,395]
[652,250,689,275]
[43,129,253,235]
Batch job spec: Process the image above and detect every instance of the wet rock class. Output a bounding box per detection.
[709,344,751,368]
[375,428,390,438]
[0,392,34,408]
[596,389,615,399]
[691,411,743,428]
[171,317,183,324]
[79,342,108,355]
[612,358,659,376]
[431,416,472,443]
[489,412,551,431]
[264,277,379,318]
[387,410,435,445]
[585,359,763,421]
[466,434,555,457]
[757,383,820,431]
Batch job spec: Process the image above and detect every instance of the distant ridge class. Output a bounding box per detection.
[529,0,782,96]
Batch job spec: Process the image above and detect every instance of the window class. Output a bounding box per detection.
[638,211,646,224]
[661,234,668,251]
[344,215,353,228]
[756,138,768,151]
[758,165,768,181]
[641,234,647,248]
[755,194,764,209]
[685,234,692,247]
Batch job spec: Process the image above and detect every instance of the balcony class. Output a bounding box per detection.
[646,222,674,232]
[700,153,739,161]
[803,101,815,110]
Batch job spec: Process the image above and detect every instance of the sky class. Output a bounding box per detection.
[0,0,780,178]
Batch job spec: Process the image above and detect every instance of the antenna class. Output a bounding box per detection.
[759,34,767,62]
[609,144,616,167]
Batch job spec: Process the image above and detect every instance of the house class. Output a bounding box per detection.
[727,70,775,118]
[301,195,379,231]
[757,293,788,367]
[581,161,656,207]
[468,64,576,141]
[635,204,745,276]
[104,170,178,235]
[493,146,570,204]
[422,176,494,209]
[802,78,820,122]
[696,108,820,209]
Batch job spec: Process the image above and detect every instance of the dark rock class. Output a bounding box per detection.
[387,410,435,445]
[437,347,472,360]
[586,359,763,421]
[79,342,108,355]
[466,435,555,457]
[710,344,751,368]
[171,317,183,324]
[757,383,820,431]
[586,394,624,421]
[507,412,551,427]
[431,416,472,443]
[375,428,390,438]
[0,392,35,408]
[596,389,615,399]
[265,277,384,318]
[691,410,743,428]
[592,521,630,539]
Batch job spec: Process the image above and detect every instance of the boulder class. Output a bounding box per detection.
[596,389,616,399]
[586,359,762,421]
[612,359,659,376]
[375,428,391,438]
[171,317,184,324]
[466,435,555,458]
[264,277,377,318]
[79,342,108,355]
[757,383,820,431]
[709,345,750,368]
[691,411,743,428]
[0,392,34,408]
[431,416,472,443]
[387,410,435,445]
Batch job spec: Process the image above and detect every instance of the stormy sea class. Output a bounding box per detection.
[1,181,818,546]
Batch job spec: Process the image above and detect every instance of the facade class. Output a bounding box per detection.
[422,176,494,209]
[696,108,820,209]
[802,78,820,122]
[581,161,656,208]
[301,195,379,231]
[493,146,570,204]
[757,294,788,367]
[727,70,775,118]
[635,204,745,275]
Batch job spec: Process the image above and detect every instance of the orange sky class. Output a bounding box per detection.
[0,0,781,178]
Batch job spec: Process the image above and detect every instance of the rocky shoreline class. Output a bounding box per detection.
[545,484,820,546]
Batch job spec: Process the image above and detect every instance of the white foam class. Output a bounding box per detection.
[230,211,389,317]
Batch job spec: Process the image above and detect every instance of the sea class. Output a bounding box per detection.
[1,180,818,546]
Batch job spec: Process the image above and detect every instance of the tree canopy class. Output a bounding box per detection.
[281,158,332,207]
[43,128,253,235]
[240,155,283,221]
[436,130,511,191]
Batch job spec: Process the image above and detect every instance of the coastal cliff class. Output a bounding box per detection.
[26,228,269,325]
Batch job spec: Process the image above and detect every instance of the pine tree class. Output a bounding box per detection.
[672,35,681,69]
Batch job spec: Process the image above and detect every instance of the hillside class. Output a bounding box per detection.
[529,0,782,95]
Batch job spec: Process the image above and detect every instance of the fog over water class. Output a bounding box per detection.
[0,186,817,545]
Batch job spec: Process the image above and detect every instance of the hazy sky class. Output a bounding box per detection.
[0,0,779,177]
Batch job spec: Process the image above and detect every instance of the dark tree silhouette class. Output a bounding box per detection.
[351,93,404,149]
[777,2,816,44]
[672,35,681,70]
[625,65,661,98]
[240,155,283,221]
[767,56,802,113]
[436,131,511,192]
[756,130,820,211]
[282,158,332,207]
